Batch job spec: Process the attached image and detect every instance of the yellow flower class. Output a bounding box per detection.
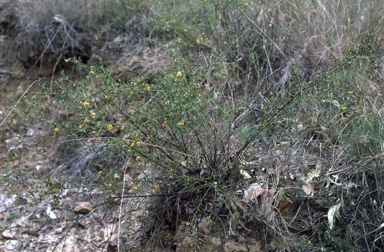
[136,156,141,161]
[52,188,58,194]
[196,38,201,44]
[107,124,113,131]
[135,141,141,146]
[79,124,83,129]
[177,121,185,127]
[146,85,151,92]
[244,2,249,7]
[176,71,183,77]
[91,112,96,119]
[163,117,167,123]
[54,127,59,134]
[153,185,160,191]
[104,95,108,99]
[98,170,102,175]
[132,187,138,193]
[130,142,135,147]
[12,119,17,125]
[83,101,89,106]
[127,148,131,153]
[114,174,119,179]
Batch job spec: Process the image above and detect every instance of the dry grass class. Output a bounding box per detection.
[16,0,122,31]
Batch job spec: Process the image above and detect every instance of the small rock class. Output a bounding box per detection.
[73,202,92,214]
[94,235,103,242]
[2,229,16,240]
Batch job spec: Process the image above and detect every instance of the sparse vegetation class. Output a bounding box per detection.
[1,0,384,251]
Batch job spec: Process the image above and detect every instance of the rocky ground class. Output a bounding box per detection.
[0,102,268,251]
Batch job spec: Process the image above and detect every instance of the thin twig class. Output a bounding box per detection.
[0,78,40,127]
[117,159,130,252]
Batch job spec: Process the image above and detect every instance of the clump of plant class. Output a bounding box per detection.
[77,62,257,218]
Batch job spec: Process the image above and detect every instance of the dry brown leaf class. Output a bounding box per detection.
[94,216,107,228]
[302,183,314,196]
[275,199,292,213]
[243,184,265,203]
[21,230,39,237]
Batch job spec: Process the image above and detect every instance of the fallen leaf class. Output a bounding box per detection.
[240,169,252,179]
[46,204,57,219]
[328,202,341,230]
[94,216,107,228]
[302,183,314,196]
[243,184,265,203]
[275,199,293,213]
